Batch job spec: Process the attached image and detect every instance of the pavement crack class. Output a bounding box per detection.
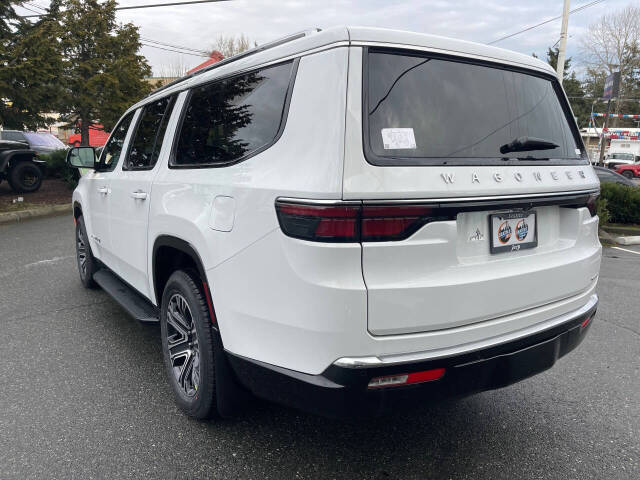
[598,317,640,337]
[6,299,111,324]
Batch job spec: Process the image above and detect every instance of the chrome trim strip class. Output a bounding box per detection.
[275,197,361,206]
[350,40,554,75]
[277,189,598,206]
[362,189,599,205]
[333,294,598,368]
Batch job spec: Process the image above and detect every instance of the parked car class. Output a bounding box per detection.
[0,130,66,155]
[68,124,110,147]
[0,139,46,192]
[593,166,636,186]
[66,27,601,419]
[614,163,640,180]
[604,152,639,169]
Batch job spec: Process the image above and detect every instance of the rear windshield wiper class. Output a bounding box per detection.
[499,136,559,155]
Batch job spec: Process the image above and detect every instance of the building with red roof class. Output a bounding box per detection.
[187,51,225,75]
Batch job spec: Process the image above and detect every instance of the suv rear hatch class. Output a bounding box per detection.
[343,46,601,336]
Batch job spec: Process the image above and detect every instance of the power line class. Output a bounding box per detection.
[20,0,232,18]
[18,4,43,14]
[488,0,606,45]
[140,37,209,56]
[25,2,48,12]
[140,42,209,57]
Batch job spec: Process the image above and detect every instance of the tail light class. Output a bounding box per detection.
[586,193,598,217]
[275,200,452,243]
[274,202,360,242]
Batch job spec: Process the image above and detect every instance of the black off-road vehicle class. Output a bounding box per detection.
[0,139,47,193]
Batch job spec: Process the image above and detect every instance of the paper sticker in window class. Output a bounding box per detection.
[381,128,416,150]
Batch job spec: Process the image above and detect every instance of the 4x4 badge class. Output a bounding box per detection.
[469,228,484,242]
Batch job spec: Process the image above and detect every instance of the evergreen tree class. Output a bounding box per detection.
[545,47,591,128]
[0,2,62,130]
[56,0,151,145]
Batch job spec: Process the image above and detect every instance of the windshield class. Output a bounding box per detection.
[24,132,65,148]
[365,49,582,164]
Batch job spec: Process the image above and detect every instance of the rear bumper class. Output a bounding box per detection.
[227,295,597,418]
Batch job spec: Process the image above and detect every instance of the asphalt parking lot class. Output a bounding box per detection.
[0,215,638,479]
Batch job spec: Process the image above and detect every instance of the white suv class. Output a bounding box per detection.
[68,27,601,419]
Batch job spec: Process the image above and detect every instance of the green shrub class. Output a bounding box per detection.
[599,182,640,225]
[40,149,79,189]
[595,196,610,225]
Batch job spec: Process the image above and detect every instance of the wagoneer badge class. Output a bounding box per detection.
[440,170,588,184]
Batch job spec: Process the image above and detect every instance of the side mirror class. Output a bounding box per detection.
[67,146,96,169]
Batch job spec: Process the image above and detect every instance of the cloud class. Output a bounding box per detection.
[20,0,633,76]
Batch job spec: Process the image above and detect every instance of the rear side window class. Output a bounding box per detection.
[364,49,583,166]
[172,60,295,168]
[99,112,135,171]
[126,95,176,170]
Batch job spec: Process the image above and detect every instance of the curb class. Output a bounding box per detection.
[602,225,640,236]
[0,203,72,225]
[614,236,640,246]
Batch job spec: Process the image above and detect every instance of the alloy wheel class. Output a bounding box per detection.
[22,172,37,187]
[76,225,87,278]
[166,293,200,397]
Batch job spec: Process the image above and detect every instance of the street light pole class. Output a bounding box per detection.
[557,0,570,84]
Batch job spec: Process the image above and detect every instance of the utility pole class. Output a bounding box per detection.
[598,72,621,165]
[556,0,570,84]
[598,101,612,166]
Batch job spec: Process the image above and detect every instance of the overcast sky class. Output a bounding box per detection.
[18,0,633,76]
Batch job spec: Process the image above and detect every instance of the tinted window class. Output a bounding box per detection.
[2,131,26,142]
[126,95,176,169]
[366,50,580,163]
[99,112,134,171]
[173,61,294,167]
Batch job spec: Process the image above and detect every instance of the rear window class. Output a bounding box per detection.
[364,49,583,166]
[2,131,26,142]
[24,132,65,148]
[172,60,295,168]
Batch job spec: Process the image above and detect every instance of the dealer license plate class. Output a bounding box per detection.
[490,211,537,254]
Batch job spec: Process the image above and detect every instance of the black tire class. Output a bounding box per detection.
[8,161,43,193]
[75,216,98,289]
[161,270,217,419]
[622,170,634,179]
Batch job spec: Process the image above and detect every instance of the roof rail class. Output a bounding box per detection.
[148,28,321,97]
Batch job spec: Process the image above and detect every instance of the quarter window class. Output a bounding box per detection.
[172,61,294,167]
[99,112,135,171]
[126,95,176,170]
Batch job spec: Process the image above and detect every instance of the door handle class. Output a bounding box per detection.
[131,190,147,200]
[97,186,109,195]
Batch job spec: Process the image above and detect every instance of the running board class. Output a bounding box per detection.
[93,269,159,324]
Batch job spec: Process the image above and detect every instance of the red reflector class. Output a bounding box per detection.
[406,368,446,384]
[202,281,216,325]
[581,315,592,329]
[368,368,446,389]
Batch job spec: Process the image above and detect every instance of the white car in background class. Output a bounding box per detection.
[66,27,601,419]
[604,152,639,169]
